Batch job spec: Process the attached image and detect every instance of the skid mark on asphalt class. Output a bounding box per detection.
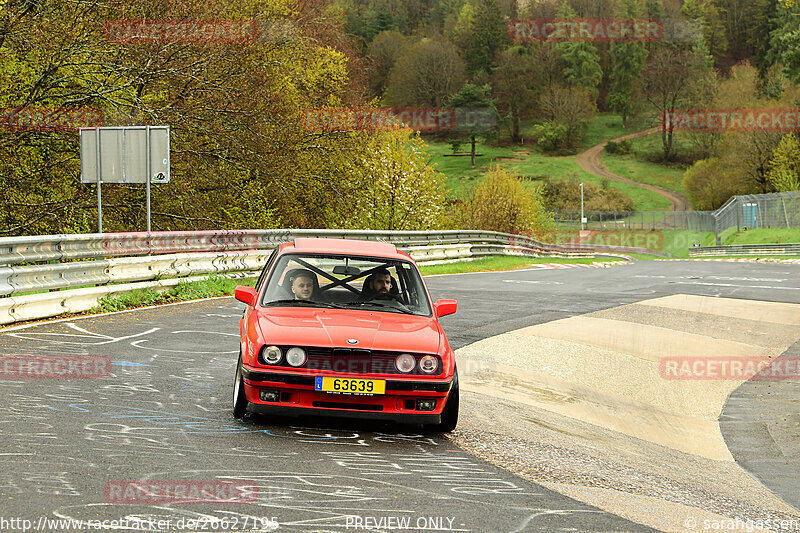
[0,295,652,532]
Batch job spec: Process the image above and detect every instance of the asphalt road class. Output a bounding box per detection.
[1,260,798,532]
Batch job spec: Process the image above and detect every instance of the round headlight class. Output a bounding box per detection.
[419,355,438,374]
[395,353,416,374]
[286,347,307,367]
[263,345,282,364]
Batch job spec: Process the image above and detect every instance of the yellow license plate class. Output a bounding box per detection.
[315,377,385,395]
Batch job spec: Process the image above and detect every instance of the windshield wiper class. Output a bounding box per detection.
[264,299,346,309]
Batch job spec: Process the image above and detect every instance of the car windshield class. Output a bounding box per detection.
[260,253,432,316]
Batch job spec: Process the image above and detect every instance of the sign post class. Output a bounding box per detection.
[80,126,170,233]
[146,126,151,232]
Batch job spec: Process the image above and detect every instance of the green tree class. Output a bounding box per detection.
[607,0,648,127]
[461,0,509,76]
[645,0,663,18]
[759,0,800,83]
[682,0,729,64]
[0,0,430,234]
[448,83,497,167]
[447,1,476,50]
[345,132,446,230]
[492,47,540,142]
[553,3,602,100]
[364,3,397,41]
[643,47,712,161]
[771,4,800,83]
[366,30,406,97]
[384,39,466,106]
[755,0,782,75]
[718,0,769,62]
[766,133,800,191]
[683,157,747,210]
[539,85,595,151]
[431,0,469,30]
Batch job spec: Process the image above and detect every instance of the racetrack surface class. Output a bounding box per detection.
[2,260,799,532]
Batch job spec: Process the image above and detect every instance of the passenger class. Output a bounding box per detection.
[290,272,315,300]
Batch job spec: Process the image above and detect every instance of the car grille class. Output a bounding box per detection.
[312,401,383,411]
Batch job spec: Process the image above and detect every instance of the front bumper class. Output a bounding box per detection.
[241,365,453,423]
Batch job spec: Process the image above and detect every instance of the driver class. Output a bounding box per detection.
[359,268,394,301]
[370,268,392,295]
[290,272,315,300]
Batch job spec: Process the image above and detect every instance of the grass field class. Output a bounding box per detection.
[579,113,628,149]
[426,140,671,210]
[723,228,800,245]
[92,275,257,313]
[599,133,692,195]
[427,113,678,210]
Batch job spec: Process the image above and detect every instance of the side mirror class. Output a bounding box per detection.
[234,286,257,306]
[434,299,457,318]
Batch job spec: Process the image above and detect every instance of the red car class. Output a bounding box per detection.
[232,238,459,431]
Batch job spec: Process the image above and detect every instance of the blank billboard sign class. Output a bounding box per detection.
[80,126,170,184]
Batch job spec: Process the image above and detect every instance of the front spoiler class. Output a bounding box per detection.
[247,402,441,424]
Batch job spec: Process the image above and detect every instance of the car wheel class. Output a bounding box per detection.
[435,368,459,432]
[232,354,249,419]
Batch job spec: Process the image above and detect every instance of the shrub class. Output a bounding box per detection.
[605,140,631,154]
[683,157,747,210]
[541,174,634,212]
[530,121,568,152]
[453,166,554,236]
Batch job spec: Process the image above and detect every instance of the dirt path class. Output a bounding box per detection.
[576,127,690,211]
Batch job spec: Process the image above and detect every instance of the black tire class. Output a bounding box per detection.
[232,354,249,419]
[435,368,459,432]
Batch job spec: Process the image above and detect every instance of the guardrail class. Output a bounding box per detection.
[0,229,655,326]
[689,243,800,257]
[0,228,662,266]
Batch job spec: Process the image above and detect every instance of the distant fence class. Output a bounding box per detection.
[552,209,715,231]
[689,243,800,257]
[552,191,800,237]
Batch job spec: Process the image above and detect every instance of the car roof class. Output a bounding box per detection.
[280,238,411,260]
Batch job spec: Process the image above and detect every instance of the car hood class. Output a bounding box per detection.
[256,308,441,354]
